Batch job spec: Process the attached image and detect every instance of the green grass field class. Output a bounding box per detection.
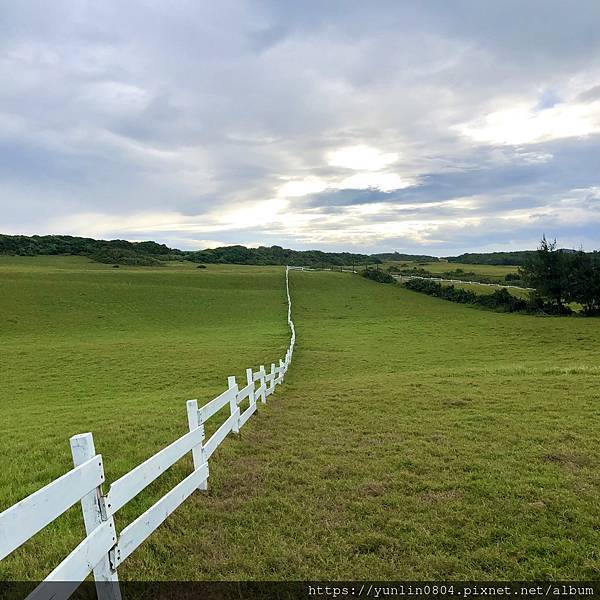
[1,257,600,580]
[0,256,289,580]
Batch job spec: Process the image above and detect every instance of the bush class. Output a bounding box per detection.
[196,264,207,269]
[476,288,529,312]
[387,265,432,276]
[90,249,163,266]
[361,268,396,284]
[403,279,531,313]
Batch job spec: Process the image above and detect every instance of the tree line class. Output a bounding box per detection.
[187,244,379,267]
[446,250,536,265]
[0,234,381,268]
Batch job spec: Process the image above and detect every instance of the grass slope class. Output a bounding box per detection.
[2,259,600,580]
[0,257,289,580]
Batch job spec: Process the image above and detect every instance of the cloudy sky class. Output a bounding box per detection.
[2,1,600,255]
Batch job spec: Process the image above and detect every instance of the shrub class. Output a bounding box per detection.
[361,269,396,284]
[476,288,529,312]
[90,249,163,266]
[404,279,532,313]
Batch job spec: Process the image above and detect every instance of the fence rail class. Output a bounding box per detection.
[0,266,297,600]
[392,274,534,291]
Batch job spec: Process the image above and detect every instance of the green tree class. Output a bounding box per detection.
[520,236,571,312]
[567,251,600,315]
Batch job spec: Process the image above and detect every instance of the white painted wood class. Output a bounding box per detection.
[228,376,240,434]
[239,402,257,428]
[255,383,266,404]
[27,519,117,600]
[237,381,254,403]
[199,387,237,422]
[111,463,209,569]
[258,365,267,403]
[106,427,204,514]
[186,400,207,491]
[268,363,276,394]
[246,368,255,407]
[70,434,121,600]
[0,456,104,561]
[204,412,237,459]
[279,359,285,379]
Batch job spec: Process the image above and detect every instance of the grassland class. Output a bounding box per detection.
[0,256,289,580]
[2,257,600,580]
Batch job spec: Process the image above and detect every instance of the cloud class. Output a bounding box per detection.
[457,100,600,145]
[577,85,600,103]
[0,0,600,254]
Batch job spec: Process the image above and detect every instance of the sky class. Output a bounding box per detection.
[1,1,600,256]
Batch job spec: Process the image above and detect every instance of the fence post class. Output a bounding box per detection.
[269,363,276,395]
[70,433,121,600]
[246,368,255,407]
[259,365,267,403]
[228,375,240,433]
[186,399,207,491]
[279,359,285,383]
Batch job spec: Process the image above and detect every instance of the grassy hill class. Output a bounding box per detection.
[1,256,600,580]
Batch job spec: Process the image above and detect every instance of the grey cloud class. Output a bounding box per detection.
[304,136,600,210]
[576,85,600,103]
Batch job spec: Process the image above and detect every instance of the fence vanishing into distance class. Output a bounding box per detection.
[293,266,533,291]
[392,274,534,291]
[0,267,298,600]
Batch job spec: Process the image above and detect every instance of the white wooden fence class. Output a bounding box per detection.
[0,266,297,600]
[393,274,534,291]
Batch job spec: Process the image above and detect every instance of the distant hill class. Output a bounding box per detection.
[371,252,439,262]
[446,249,596,266]
[0,234,379,267]
[186,244,378,267]
[4,233,593,268]
[446,251,537,266]
[0,234,182,265]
